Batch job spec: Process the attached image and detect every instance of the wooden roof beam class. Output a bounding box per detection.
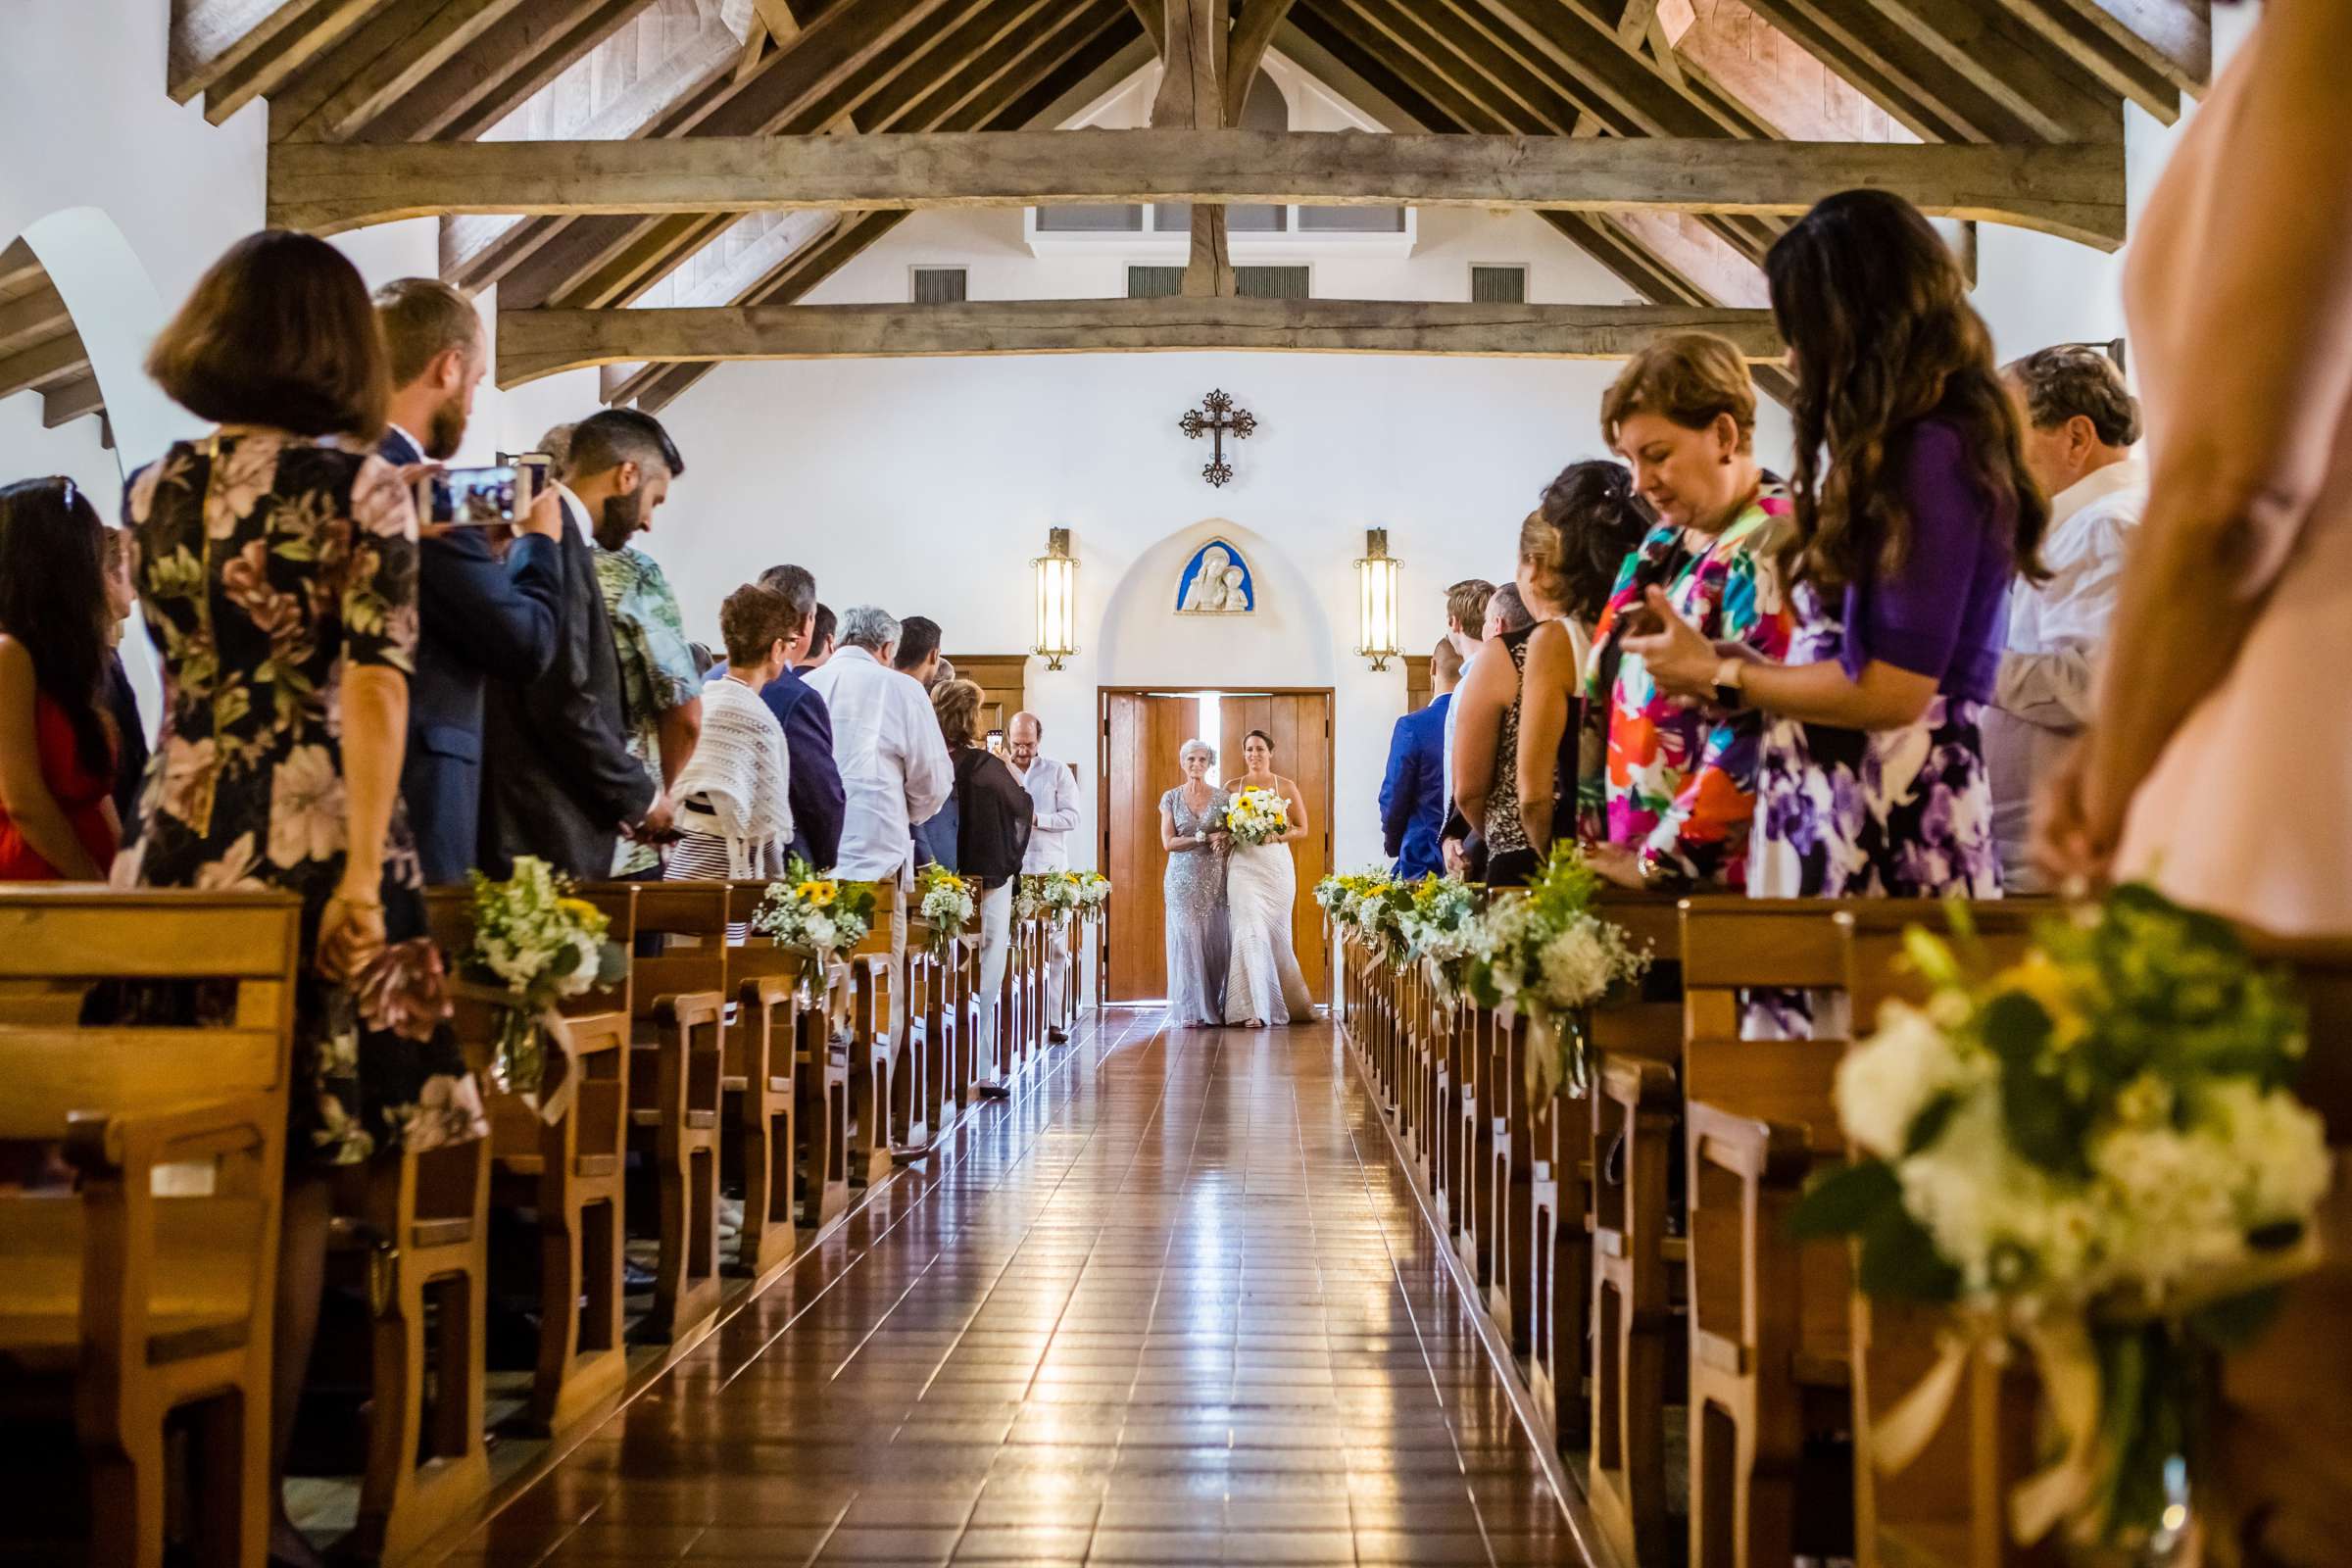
[498,297,1784,385]
[526,0,1116,311]
[271,128,2125,247]
[340,0,651,143]
[1981,0,2194,120]
[268,0,533,143]
[1737,0,2111,143]
[614,2,1141,411]
[1863,0,2123,143]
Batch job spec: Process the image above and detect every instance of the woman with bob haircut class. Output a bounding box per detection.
[120,228,485,1568]
[1572,332,1795,892]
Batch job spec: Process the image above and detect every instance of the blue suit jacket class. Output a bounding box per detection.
[1379,692,1450,880]
[384,428,563,884]
[706,662,848,870]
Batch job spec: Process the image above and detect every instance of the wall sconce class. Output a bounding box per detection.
[1032,527,1078,671]
[1354,527,1402,671]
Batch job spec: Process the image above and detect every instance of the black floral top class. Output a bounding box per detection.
[122,431,485,1164]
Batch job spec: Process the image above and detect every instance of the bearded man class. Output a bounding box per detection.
[373,278,564,882]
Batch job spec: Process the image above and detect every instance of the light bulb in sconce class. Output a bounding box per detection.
[1032,528,1078,671]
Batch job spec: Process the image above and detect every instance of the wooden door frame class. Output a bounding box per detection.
[1095,684,1337,1006]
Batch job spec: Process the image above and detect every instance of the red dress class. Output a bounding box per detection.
[0,693,117,879]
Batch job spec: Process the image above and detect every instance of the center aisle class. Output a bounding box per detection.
[438,1012,1583,1567]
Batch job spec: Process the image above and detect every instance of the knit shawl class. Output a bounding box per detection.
[671,675,794,878]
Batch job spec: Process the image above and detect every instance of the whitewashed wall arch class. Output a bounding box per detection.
[1095,517,1336,691]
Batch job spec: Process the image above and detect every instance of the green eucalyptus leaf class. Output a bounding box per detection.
[1790,1159,1900,1241]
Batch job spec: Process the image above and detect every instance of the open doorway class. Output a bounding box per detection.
[1098,687,1334,1004]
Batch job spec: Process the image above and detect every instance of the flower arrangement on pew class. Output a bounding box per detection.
[753,856,877,990]
[1313,869,1395,950]
[458,856,627,1121]
[1225,787,1291,847]
[1396,874,1482,999]
[1789,885,2333,1555]
[916,864,976,959]
[1014,869,1112,923]
[1463,845,1649,1102]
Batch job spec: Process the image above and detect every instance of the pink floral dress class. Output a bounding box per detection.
[119,432,485,1165]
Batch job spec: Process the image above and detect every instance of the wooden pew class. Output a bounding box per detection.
[721,934,808,1279]
[2168,932,2352,1568]
[334,1035,491,1563]
[0,888,302,1568]
[586,882,728,1344]
[527,885,637,1433]
[843,884,903,1181]
[1838,906,2058,1568]
[1529,891,1681,1453]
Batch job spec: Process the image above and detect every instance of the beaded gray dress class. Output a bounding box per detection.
[1162,785,1230,1026]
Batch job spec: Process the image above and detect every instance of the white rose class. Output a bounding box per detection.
[1836,1001,1970,1160]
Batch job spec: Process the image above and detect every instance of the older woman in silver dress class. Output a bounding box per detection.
[1160,739,1230,1026]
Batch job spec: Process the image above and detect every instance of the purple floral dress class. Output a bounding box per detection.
[120,432,486,1165]
[1744,420,2012,1037]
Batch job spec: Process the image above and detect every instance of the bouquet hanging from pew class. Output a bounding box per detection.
[1463,845,1649,1102]
[1013,875,1049,922]
[917,864,976,958]
[1397,874,1481,997]
[459,856,628,1121]
[1224,787,1291,847]
[1789,885,2332,1555]
[753,857,877,989]
[1069,869,1111,915]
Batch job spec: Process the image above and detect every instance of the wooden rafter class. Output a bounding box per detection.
[270,130,2125,247]
[500,297,1783,384]
[611,0,1142,411]
[342,0,652,143]
[0,241,104,432]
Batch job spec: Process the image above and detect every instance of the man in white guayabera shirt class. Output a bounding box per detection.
[1989,345,2149,891]
[1008,711,1082,1040]
[803,605,952,1156]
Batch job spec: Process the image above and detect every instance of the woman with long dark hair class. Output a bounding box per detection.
[0,476,119,880]
[1625,191,2046,912]
[122,229,484,1568]
[1509,461,1651,866]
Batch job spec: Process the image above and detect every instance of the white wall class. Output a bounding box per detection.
[646,344,1742,875]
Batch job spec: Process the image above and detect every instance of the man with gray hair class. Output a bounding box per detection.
[805,606,953,1152]
[1990,344,2148,889]
[1008,710,1083,1039]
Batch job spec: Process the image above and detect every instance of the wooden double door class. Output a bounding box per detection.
[1100,689,1333,1004]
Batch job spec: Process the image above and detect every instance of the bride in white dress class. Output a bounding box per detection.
[1223,729,1316,1027]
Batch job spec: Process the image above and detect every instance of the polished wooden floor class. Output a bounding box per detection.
[434,1011,1584,1567]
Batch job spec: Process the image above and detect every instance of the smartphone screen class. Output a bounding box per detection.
[416,465,521,526]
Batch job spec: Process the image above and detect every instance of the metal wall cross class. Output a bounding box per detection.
[1178,388,1256,487]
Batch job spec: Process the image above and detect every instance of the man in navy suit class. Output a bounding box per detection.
[740,564,846,868]
[1378,636,1463,880]
[373,278,564,884]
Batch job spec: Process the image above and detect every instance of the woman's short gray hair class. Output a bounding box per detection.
[838,604,901,653]
[1179,739,1216,765]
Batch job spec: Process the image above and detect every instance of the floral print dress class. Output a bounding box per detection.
[120,431,486,1165]
[1576,493,1795,890]
[595,544,702,877]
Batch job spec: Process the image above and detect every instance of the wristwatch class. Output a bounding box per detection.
[1712,656,1747,710]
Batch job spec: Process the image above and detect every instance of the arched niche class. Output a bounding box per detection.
[1095,518,1336,691]
[17,206,200,475]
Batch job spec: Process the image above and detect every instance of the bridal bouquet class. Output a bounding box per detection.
[916,864,976,957]
[753,858,877,988]
[1225,787,1291,847]
[1789,885,2331,1553]
[1464,845,1649,1102]
[458,856,626,1119]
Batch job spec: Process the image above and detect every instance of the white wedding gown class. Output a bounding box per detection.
[1223,836,1315,1025]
